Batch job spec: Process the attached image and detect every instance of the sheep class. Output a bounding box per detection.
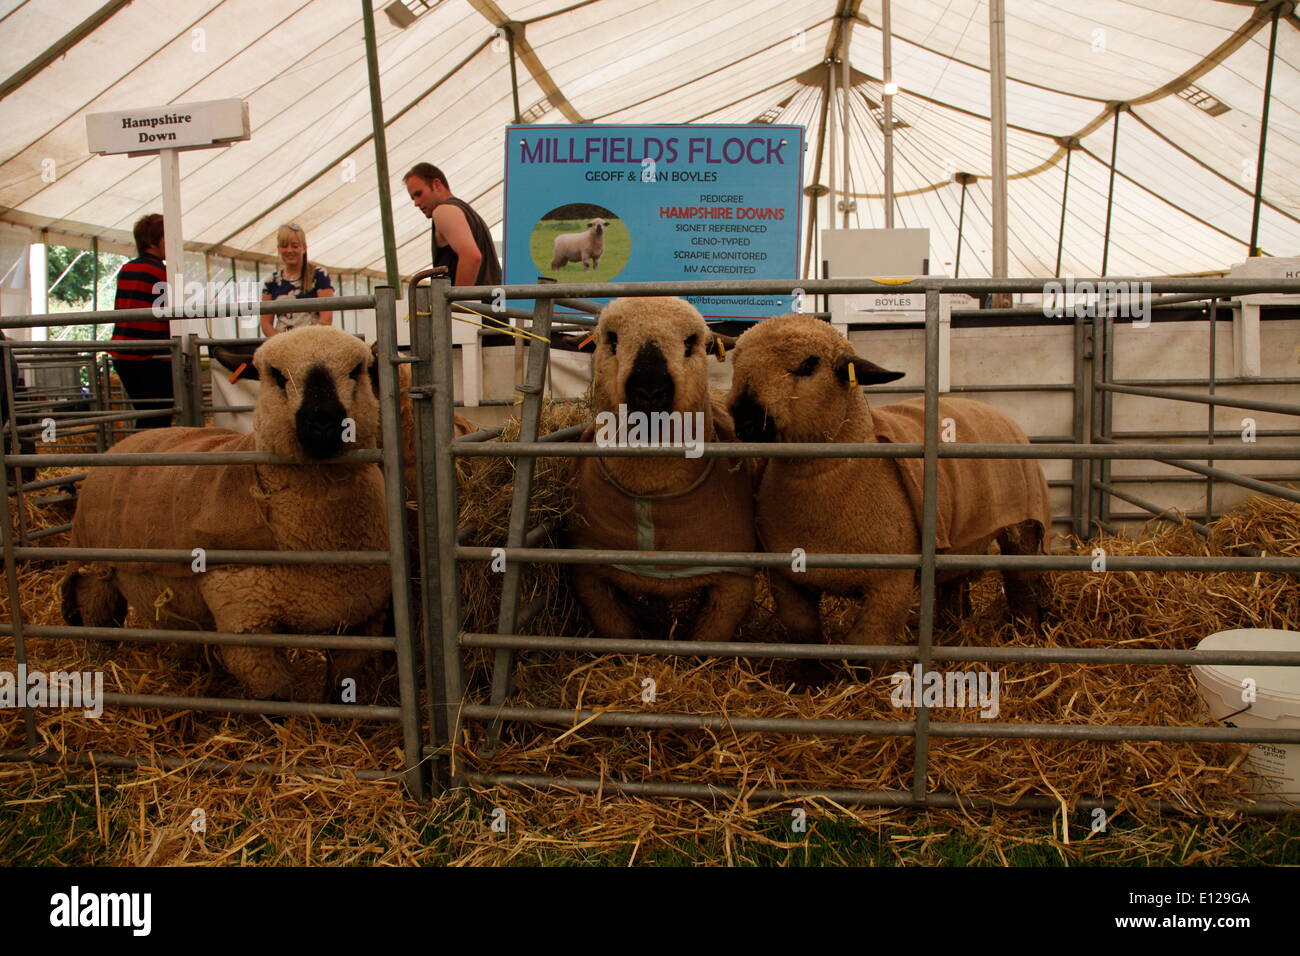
[550,218,607,270]
[567,297,756,642]
[726,313,1051,651]
[61,327,393,702]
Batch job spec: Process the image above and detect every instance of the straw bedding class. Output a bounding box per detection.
[2,420,1296,865]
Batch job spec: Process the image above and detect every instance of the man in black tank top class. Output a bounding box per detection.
[404,163,502,287]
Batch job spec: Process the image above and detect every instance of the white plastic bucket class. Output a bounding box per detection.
[1192,629,1300,804]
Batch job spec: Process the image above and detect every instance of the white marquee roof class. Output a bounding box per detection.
[1,0,1297,280]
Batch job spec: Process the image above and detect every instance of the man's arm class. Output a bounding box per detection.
[432,203,483,287]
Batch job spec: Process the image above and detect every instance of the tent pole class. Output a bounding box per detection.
[841,26,853,229]
[91,235,99,318]
[507,24,522,124]
[988,0,1008,279]
[827,62,837,240]
[1101,104,1122,276]
[1054,139,1074,278]
[882,0,895,229]
[362,0,400,288]
[1248,5,1281,258]
[953,173,974,279]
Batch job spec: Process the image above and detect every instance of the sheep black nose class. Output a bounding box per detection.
[295,365,348,459]
[731,387,776,443]
[624,343,674,414]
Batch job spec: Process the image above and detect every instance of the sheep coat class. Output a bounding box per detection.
[570,408,756,578]
[871,396,1051,552]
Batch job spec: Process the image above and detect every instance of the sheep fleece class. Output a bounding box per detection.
[868,396,1051,550]
[69,428,389,618]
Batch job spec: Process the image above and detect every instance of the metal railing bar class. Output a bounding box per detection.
[451,441,1300,461]
[1114,377,1300,388]
[12,409,173,434]
[951,292,1232,319]
[1098,382,1300,417]
[0,748,404,782]
[460,705,1300,743]
[455,546,1300,572]
[460,772,1297,815]
[29,493,76,506]
[523,518,563,548]
[870,383,1075,394]
[1095,483,1213,537]
[445,278,1300,300]
[0,295,377,329]
[1113,428,1300,439]
[1101,472,1300,484]
[103,691,400,721]
[16,472,85,493]
[539,424,588,442]
[0,622,396,650]
[17,546,388,565]
[4,450,383,466]
[457,633,1300,666]
[20,523,73,541]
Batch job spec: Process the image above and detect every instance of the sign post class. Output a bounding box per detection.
[86,99,251,332]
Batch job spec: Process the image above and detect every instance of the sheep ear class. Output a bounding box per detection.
[211,345,260,380]
[707,333,737,360]
[369,343,382,396]
[835,354,904,386]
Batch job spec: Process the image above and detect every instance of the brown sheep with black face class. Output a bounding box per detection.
[726,313,1051,650]
[62,327,392,702]
[568,297,756,642]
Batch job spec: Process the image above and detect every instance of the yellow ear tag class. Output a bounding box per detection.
[716,339,726,363]
[848,363,858,388]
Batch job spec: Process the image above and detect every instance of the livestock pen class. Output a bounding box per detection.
[411,274,1300,817]
[2,275,1299,839]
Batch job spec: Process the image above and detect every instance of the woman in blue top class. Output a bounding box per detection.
[260,223,334,336]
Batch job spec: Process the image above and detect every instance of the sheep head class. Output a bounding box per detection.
[592,297,724,420]
[247,327,381,461]
[588,218,608,236]
[727,313,903,443]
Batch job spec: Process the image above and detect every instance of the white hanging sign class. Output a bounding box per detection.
[86,99,250,156]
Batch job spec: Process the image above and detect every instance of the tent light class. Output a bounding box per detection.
[385,0,444,29]
[883,81,899,96]
[520,98,551,123]
[1177,84,1230,117]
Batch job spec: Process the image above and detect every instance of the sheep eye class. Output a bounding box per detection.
[349,362,364,380]
[271,367,288,389]
[606,331,618,354]
[792,355,820,377]
[684,333,698,356]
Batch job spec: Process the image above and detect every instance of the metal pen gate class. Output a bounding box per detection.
[3,276,1300,813]
[1,291,428,800]
[411,275,1300,814]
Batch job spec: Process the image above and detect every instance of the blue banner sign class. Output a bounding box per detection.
[504,124,805,320]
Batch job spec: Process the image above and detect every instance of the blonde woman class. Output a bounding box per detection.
[260,224,334,335]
